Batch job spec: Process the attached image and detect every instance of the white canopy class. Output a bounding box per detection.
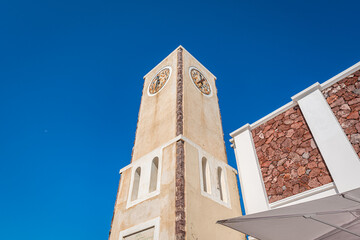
[218,188,360,240]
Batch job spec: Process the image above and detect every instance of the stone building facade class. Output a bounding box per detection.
[231,62,360,214]
[322,71,360,158]
[252,106,333,203]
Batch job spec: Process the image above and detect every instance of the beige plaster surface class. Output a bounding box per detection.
[182,49,228,162]
[185,142,245,240]
[132,49,178,162]
[110,46,243,240]
[110,143,176,240]
[132,46,228,163]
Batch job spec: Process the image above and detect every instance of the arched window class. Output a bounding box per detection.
[149,157,159,193]
[217,167,227,202]
[131,167,141,201]
[202,157,211,194]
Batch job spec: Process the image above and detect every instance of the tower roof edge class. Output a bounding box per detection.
[143,45,218,81]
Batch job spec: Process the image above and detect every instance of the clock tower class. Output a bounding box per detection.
[109,46,244,240]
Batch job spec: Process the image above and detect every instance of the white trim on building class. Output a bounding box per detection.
[119,134,237,209]
[232,124,270,214]
[198,149,232,208]
[230,61,360,136]
[118,217,160,240]
[230,61,360,215]
[269,182,337,209]
[292,86,360,194]
[126,148,162,209]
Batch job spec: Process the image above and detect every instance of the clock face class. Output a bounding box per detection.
[189,67,211,96]
[148,67,172,95]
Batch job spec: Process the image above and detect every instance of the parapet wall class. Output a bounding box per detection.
[232,63,360,210]
[251,106,332,203]
[322,70,360,158]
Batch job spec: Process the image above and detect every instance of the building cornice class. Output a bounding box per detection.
[120,134,238,175]
[230,61,360,142]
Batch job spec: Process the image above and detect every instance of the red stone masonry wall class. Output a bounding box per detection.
[322,70,360,158]
[252,107,333,203]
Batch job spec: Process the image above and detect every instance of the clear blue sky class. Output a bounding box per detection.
[1,0,359,239]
